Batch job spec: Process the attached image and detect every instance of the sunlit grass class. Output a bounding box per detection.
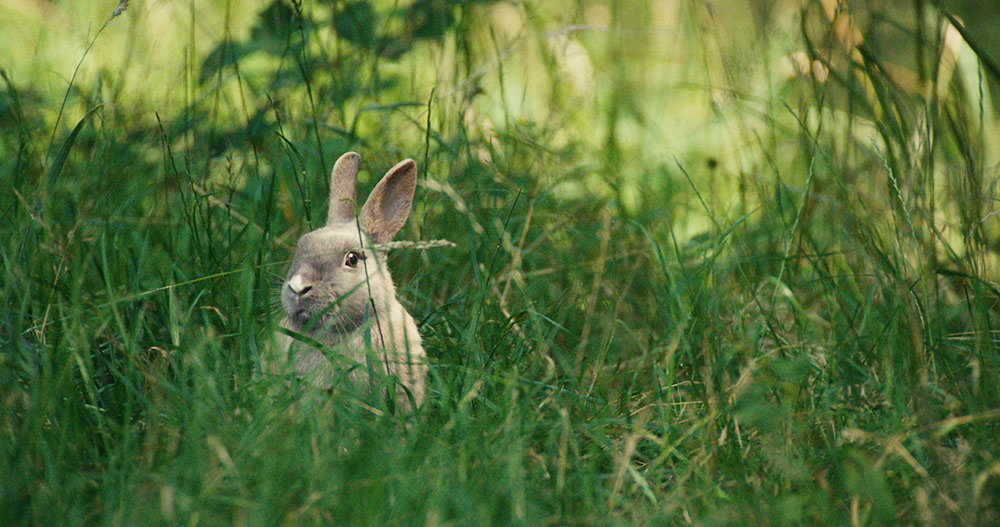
[3,0,1000,525]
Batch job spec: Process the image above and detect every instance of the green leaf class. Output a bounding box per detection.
[335,1,377,48]
[199,42,250,84]
[408,0,455,40]
[46,103,104,187]
[251,0,298,44]
[936,268,1000,302]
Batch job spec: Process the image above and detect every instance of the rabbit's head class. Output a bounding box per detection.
[280,152,417,333]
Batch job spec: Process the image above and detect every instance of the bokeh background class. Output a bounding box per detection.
[3,1,1000,525]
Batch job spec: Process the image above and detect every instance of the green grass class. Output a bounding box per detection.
[3,0,1000,525]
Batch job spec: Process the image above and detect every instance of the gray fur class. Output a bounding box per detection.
[327,152,360,225]
[269,151,426,410]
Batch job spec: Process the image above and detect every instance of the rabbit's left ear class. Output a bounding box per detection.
[361,159,416,244]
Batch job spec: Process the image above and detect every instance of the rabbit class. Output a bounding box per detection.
[267,151,427,411]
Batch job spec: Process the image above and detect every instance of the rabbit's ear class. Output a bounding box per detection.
[327,152,361,226]
[361,159,416,244]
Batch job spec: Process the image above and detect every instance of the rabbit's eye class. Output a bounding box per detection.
[345,251,361,268]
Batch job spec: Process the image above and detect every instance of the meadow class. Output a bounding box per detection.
[2,0,1000,525]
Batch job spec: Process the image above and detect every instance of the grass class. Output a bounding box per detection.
[3,0,1000,525]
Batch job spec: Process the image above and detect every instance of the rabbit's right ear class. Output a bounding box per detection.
[327,152,361,226]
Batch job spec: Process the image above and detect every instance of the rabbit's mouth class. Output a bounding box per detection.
[290,304,337,327]
[288,307,314,327]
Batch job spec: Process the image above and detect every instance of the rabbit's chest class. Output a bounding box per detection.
[289,326,389,390]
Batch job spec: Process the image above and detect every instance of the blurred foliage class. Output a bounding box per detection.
[2,0,1000,526]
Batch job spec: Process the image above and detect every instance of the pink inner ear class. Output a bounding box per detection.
[362,159,416,244]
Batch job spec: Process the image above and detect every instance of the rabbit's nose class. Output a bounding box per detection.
[287,274,312,296]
